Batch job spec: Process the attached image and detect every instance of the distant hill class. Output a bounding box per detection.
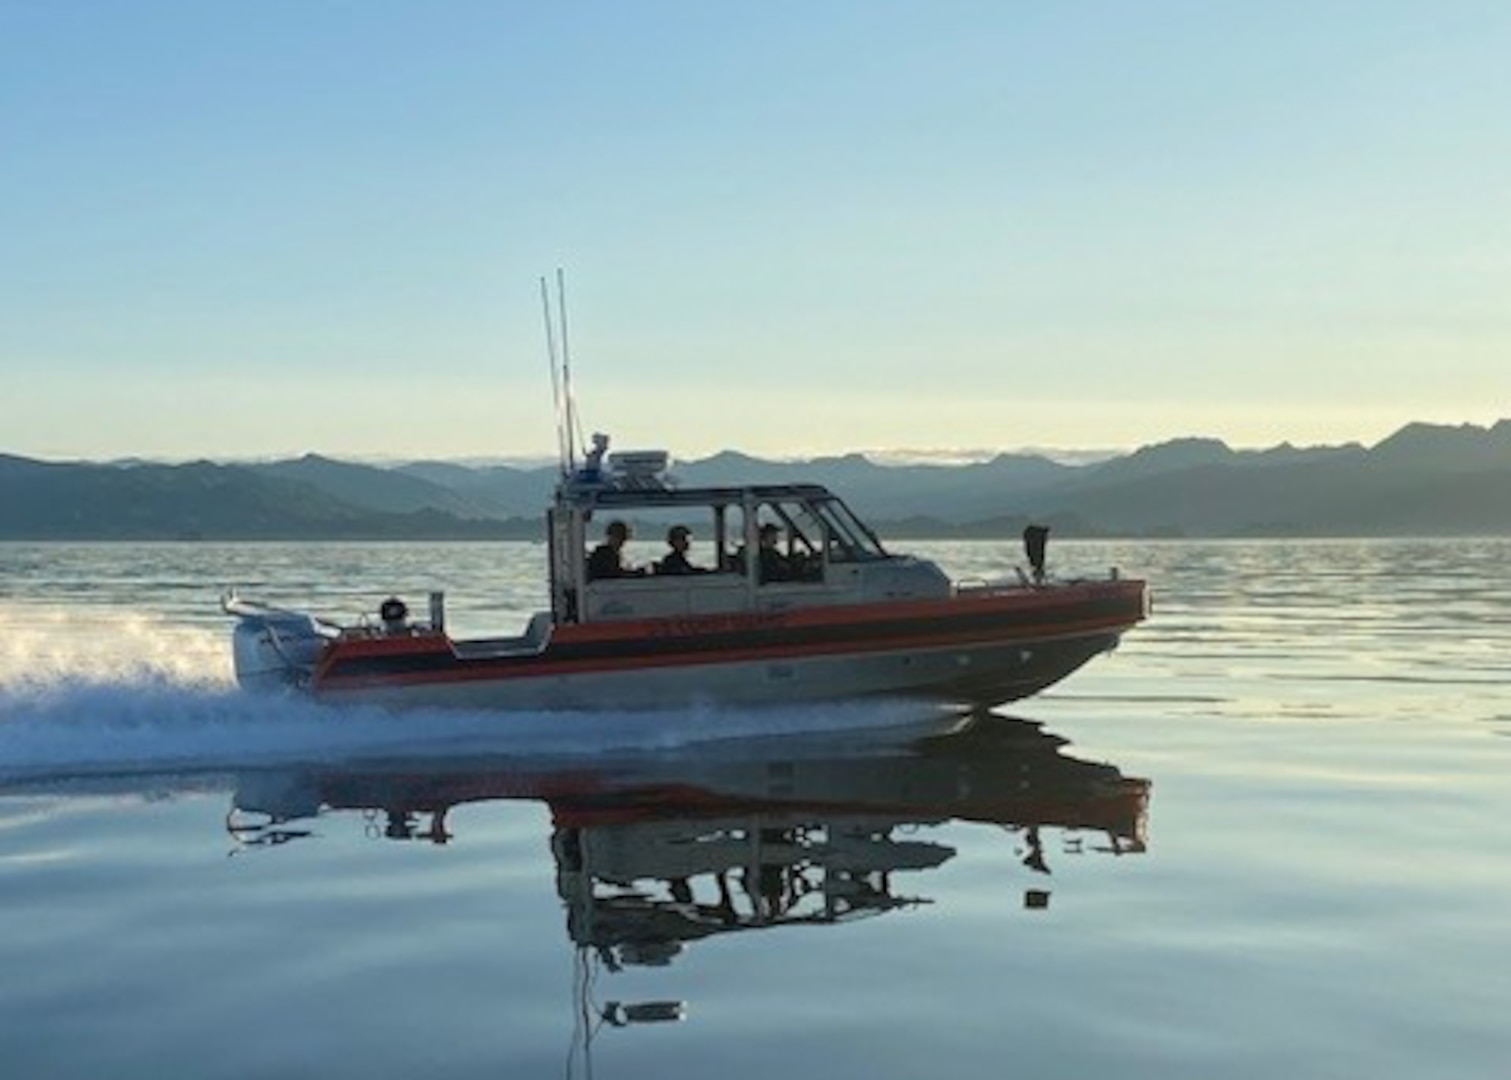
[248,454,488,518]
[1366,420,1511,472]
[671,451,1075,524]
[0,456,537,540]
[393,459,558,518]
[3,420,1509,539]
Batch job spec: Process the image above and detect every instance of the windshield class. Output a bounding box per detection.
[815,498,887,561]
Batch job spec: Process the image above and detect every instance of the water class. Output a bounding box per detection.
[2,539,1509,1079]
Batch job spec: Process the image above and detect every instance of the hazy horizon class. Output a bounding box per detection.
[4,420,1463,471]
[14,414,1511,477]
[5,3,1510,461]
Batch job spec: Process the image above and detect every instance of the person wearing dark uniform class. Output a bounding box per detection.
[654,525,707,575]
[756,523,792,583]
[587,520,643,580]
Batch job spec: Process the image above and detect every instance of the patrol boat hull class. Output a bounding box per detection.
[229,580,1147,711]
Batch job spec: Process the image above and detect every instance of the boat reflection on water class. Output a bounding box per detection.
[228,709,1149,1063]
[230,707,1149,926]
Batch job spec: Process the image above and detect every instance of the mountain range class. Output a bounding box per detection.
[3,420,1510,540]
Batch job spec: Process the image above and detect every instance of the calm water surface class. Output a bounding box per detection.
[1,539,1509,1079]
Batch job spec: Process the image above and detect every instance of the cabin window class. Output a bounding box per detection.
[816,499,887,561]
[582,507,741,579]
[719,504,747,573]
[754,501,824,584]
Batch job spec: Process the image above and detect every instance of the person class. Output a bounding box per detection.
[756,522,792,583]
[379,596,409,634]
[654,524,706,575]
[586,520,644,580]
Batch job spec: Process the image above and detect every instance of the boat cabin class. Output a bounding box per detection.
[548,445,951,625]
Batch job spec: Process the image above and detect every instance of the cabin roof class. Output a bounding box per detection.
[561,482,838,511]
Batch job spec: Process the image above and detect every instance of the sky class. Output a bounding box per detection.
[3,1,1510,463]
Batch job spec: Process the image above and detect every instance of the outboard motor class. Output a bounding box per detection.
[1023,525,1050,585]
[224,594,340,691]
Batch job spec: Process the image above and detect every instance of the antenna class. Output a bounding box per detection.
[556,268,582,469]
[540,276,568,475]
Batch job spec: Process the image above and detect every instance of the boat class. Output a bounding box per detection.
[224,433,1148,710]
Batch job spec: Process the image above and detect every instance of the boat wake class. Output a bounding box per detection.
[0,600,230,686]
[0,602,961,790]
[0,671,953,790]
